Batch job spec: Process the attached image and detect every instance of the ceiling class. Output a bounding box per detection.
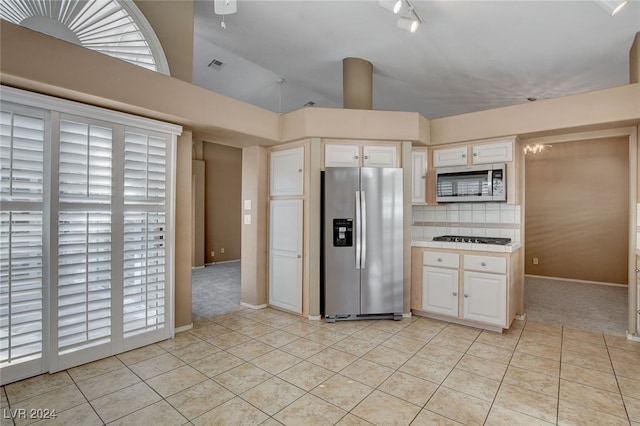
[191,0,640,119]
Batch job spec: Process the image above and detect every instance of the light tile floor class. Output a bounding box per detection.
[2,308,640,425]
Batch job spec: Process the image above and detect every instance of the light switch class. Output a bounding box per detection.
[244,199,251,210]
[244,214,252,225]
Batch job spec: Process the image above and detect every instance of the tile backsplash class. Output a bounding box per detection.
[412,203,521,242]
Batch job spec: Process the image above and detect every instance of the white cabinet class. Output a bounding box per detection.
[324,144,398,168]
[433,146,468,167]
[411,149,427,204]
[422,267,459,317]
[363,145,397,167]
[472,141,513,164]
[324,144,359,167]
[414,249,512,329]
[270,147,304,196]
[463,271,507,327]
[269,199,303,313]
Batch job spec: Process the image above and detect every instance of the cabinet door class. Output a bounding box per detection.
[269,199,303,313]
[363,145,397,167]
[411,150,427,203]
[270,147,304,196]
[325,144,360,167]
[422,267,459,317]
[463,271,506,327]
[433,146,468,167]
[472,141,513,164]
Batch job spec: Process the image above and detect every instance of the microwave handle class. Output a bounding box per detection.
[487,170,493,196]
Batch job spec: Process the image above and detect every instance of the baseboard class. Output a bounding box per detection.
[308,315,321,321]
[240,302,267,310]
[627,332,640,342]
[175,323,193,333]
[515,313,526,321]
[402,312,412,318]
[525,274,628,288]
[191,266,205,270]
[206,259,241,266]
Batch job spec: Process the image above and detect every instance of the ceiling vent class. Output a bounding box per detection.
[208,59,225,70]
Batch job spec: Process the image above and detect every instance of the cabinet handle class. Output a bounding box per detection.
[297,254,301,259]
[473,152,478,157]
[364,155,369,159]
[481,262,486,266]
[421,175,426,179]
[354,155,359,159]
[298,168,302,173]
[437,258,443,262]
[453,292,457,296]
[462,154,466,158]
[464,294,469,298]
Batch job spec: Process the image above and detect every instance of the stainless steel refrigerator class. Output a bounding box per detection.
[322,167,403,321]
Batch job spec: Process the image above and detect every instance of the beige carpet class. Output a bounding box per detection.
[524,275,629,336]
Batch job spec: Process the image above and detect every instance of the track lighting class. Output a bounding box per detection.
[379,0,403,15]
[397,17,419,33]
[380,0,424,34]
[594,0,629,16]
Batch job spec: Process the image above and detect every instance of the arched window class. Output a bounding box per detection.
[0,0,170,75]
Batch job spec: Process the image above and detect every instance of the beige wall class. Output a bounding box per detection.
[241,146,269,307]
[525,137,629,284]
[192,160,205,267]
[133,0,194,83]
[203,142,242,263]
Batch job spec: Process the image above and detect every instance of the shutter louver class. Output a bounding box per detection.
[0,212,44,366]
[123,212,165,337]
[124,132,166,205]
[0,110,45,202]
[59,119,112,203]
[58,211,111,353]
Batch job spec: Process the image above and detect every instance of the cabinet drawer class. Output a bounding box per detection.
[464,255,506,274]
[424,251,459,268]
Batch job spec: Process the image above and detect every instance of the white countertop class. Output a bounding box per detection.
[412,238,521,253]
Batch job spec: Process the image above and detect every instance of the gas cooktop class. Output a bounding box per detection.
[432,235,512,245]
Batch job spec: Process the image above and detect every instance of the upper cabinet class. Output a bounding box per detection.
[270,146,304,196]
[472,141,513,164]
[432,146,468,167]
[324,144,360,167]
[433,139,514,168]
[324,142,399,168]
[411,149,427,204]
[362,145,397,168]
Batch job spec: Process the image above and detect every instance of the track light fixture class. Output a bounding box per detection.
[594,0,630,16]
[380,0,424,34]
[379,0,403,15]
[214,0,237,29]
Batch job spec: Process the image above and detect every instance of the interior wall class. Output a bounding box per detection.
[525,137,629,284]
[203,142,242,263]
[192,160,205,267]
[175,130,193,329]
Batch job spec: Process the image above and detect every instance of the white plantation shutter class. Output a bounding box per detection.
[0,104,46,383]
[57,211,112,354]
[123,212,165,338]
[59,119,112,203]
[0,86,179,384]
[124,131,166,204]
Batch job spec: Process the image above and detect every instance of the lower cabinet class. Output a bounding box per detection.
[422,267,458,317]
[412,247,519,330]
[463,271,507,327]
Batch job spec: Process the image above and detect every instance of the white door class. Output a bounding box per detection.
[269,199,303,313]
[463,271,506,327]
[270,147,304,196]
[362,145,397,167]
[411,150,427,204]
[324,144,359,167]
[422,267,459,317]
[433,146,468,167]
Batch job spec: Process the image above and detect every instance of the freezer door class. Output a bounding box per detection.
[360,168,404,315]
[324,168,361,317]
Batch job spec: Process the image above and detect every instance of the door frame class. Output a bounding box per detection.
[521,126,638,339]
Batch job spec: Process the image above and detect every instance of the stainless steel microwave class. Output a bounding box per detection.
[436,163,506,202]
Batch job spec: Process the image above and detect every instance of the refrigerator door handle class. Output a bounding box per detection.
[361,190,367,269]
[355,190,361,270]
